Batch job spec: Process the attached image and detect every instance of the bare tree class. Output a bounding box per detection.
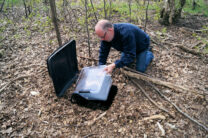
[49,0,62,46]
[0,0,5,12]
[204,0,208,5]
[159,0,186,25]
[108,0,112,20]
[128,0,132,22]
[22,0,32,18]
[89,0,98,22]
[144,0,150,32]
[192,0,197,10]
[103,0,107,19]
[84,0,91,57]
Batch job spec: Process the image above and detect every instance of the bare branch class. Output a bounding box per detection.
[122,67,203,96]
[130,78,174,118]
[148,82,208,132]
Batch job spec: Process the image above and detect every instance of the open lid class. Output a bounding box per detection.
[47,40,78,97]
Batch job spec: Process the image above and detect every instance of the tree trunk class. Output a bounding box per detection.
[103,0,107,19]
[0,0,5,12]
[49,0,62,46]
[192,0,196,10]
[89,0,98,22]
[204,0,208,6]
[108,0,112,20]
[22,0,33,18]
[84,0,91,57]
[128,0,132,22]
[144,0,150,32]
[159,0,186,25]
[23,0,28,18]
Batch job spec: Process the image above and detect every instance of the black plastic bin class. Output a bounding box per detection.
[47,40,113,101]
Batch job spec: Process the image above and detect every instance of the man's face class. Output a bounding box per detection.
[95,28,113,42]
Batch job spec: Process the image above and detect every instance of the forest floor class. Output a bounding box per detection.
[0,13,208,137]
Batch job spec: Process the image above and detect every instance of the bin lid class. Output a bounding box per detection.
[47,40,78,97]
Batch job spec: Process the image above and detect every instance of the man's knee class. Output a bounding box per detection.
[136,51,154,73]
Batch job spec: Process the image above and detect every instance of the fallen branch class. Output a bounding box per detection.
[130,78,174,118]
[195,29,208,33]
[84,112,106,126]
[78,55,99,62]
[168,42,206,57]
[122,67,203,96]
[0,75,32,93]
[148,82,208,132]
[83,133,97,138]
[143,114,166,121]
[157,122,165,136]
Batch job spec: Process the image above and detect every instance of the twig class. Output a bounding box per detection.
[9,64,46,72]
[84,112,106,126]
[195,29,208,33]
[78,55,99,62]
[0,75,32,93]
[157,122,165,136]
[143,114,166,121]
[122,68,203,96]
[83,133,96,138]
[148,82,208,132]
[130,78,174,118]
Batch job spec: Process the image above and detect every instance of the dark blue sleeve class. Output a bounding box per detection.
[114,34,136,68]
[99,41,111,65]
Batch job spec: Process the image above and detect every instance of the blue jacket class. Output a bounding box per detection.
[99,23,150,68]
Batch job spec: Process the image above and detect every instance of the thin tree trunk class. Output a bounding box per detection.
[12,0,13,12]
[192,0,196,10]
[128,0,132,22]
[144,0,150,32]
[84,0,91,57]
[204,0,208,6]
[0,0,5,12]
[143,0,146,5]
[108,0,112,20]
[23,0,28,18]
[49,0,62,46]
[103,0,107,19]
[89,0,98,22]
[169,0,175,24]
[135,0,140,23]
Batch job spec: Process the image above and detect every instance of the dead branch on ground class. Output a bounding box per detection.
[122,67,203,96]
[0,75,33,93]
[148,82,208,132]
[130,78,174,118]
[84,112,106,126]
[168,42,207,57]
[78,55,99,62]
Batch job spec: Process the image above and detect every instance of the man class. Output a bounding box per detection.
[95,19,154,74]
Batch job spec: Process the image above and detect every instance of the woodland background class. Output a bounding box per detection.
[0,0,208,137]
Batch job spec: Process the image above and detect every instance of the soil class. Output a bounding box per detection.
[0,12,208,137]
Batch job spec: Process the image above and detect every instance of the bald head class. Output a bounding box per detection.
[95,19,113,32]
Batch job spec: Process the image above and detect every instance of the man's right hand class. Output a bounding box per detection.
[104,63,116,74]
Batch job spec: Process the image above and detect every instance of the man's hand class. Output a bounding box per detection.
[104,63,116,74]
